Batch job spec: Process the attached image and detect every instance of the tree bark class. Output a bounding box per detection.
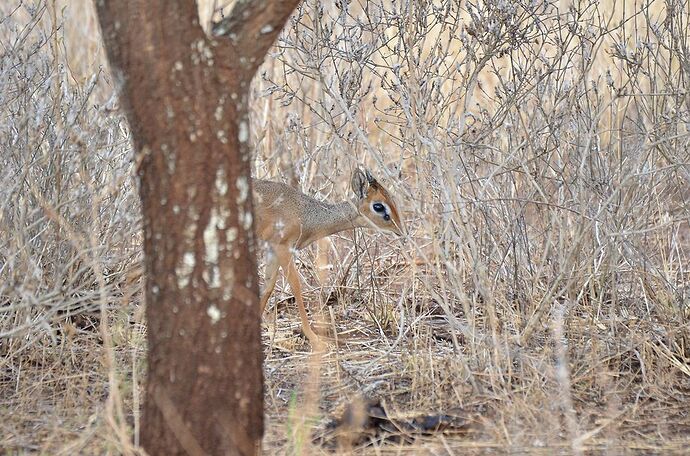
[95,1,301,454]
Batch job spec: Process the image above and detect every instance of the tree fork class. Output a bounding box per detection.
[95,1,301,454]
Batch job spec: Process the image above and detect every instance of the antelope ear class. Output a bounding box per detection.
[351,168,370,199]
[364,168,375,184]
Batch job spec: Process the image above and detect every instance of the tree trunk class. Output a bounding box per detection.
[95,1,301,454]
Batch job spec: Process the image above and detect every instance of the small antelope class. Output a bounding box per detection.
[254,168,404,342]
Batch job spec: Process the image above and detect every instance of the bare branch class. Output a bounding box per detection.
[212,0,302,81]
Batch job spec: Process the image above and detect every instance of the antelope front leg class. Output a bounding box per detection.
[259,247,280,314]
[275,246,320,343]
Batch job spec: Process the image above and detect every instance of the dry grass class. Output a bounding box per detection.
[1,0,689,454]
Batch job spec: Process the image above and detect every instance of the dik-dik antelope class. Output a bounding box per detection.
[254,168,404,342]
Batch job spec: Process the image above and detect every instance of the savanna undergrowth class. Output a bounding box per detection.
[1,0,689,454]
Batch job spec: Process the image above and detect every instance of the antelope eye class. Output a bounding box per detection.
[372,203,386,213]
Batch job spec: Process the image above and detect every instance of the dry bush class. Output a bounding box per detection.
[247,0,690,452]
[1,0,689,454]
[1,3,142,453]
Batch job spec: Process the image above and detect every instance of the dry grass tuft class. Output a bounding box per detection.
[1,0,689,454]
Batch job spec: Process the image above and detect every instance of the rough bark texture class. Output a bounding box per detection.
[95,1,301,454]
